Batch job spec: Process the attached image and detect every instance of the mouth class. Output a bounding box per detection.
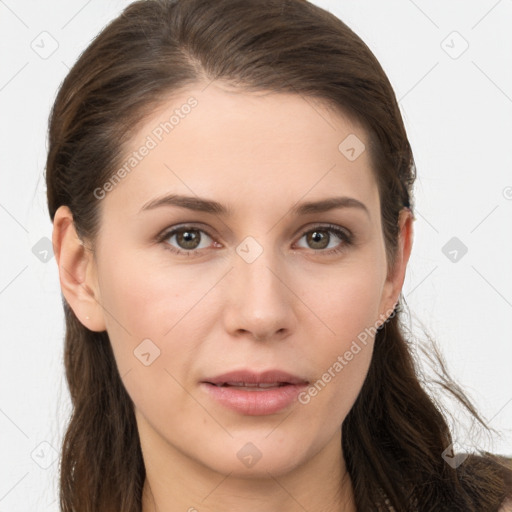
[200,369,309,415]
[206,382,293,390]
[202,369,309,388]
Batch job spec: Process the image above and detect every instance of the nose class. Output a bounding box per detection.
[221,241,297,342]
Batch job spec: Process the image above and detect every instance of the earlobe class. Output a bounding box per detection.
[52,205,106,332]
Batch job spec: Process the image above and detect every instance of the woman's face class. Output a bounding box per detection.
[56,82,412,480]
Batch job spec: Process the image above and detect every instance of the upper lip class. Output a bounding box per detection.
[202,369,309,386]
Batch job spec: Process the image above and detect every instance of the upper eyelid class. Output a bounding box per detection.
[158,223,215,242]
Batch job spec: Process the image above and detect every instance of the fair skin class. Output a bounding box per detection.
[52,82,413,511]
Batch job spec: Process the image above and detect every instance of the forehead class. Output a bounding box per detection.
[99,82,379,221]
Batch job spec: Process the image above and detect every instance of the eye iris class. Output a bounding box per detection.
[307,230,329,249]
[177,229,200,250]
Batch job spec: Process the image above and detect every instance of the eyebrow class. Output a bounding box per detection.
[140,194,370,218]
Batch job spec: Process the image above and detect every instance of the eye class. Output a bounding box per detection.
[295,224,353,256]
[156,223,353,258]
[158,225,218,257]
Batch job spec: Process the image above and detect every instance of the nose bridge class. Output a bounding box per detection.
[240,239,279,298]
[223,233,295,339]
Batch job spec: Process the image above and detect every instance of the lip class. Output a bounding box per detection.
[201,369,309,416]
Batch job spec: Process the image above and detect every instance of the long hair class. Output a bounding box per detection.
[45,1,512,510]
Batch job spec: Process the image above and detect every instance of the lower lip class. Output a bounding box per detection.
[200,382,308,416]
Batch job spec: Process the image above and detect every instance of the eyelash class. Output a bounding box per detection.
[156,223,354,258]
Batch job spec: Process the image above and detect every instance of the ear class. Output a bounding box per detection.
[52,205,107,332]
[377,207,414,325]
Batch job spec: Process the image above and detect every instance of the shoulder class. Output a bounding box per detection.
[497,455,512,511]
[460,453,512,511]
[499,498,512,512]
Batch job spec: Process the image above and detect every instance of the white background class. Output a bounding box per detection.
[1,0,511,510]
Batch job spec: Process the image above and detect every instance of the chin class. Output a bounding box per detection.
[196,435,312,478]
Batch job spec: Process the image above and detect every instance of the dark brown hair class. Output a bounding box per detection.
[45,0,512,510]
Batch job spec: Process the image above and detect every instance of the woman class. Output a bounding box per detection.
[47,0,512,510]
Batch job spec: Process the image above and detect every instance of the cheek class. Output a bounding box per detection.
[96,257,197,420]
[96,251,219,413]
[307,259,385,341]
[98,251,205,346]
[297,263,382,418]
